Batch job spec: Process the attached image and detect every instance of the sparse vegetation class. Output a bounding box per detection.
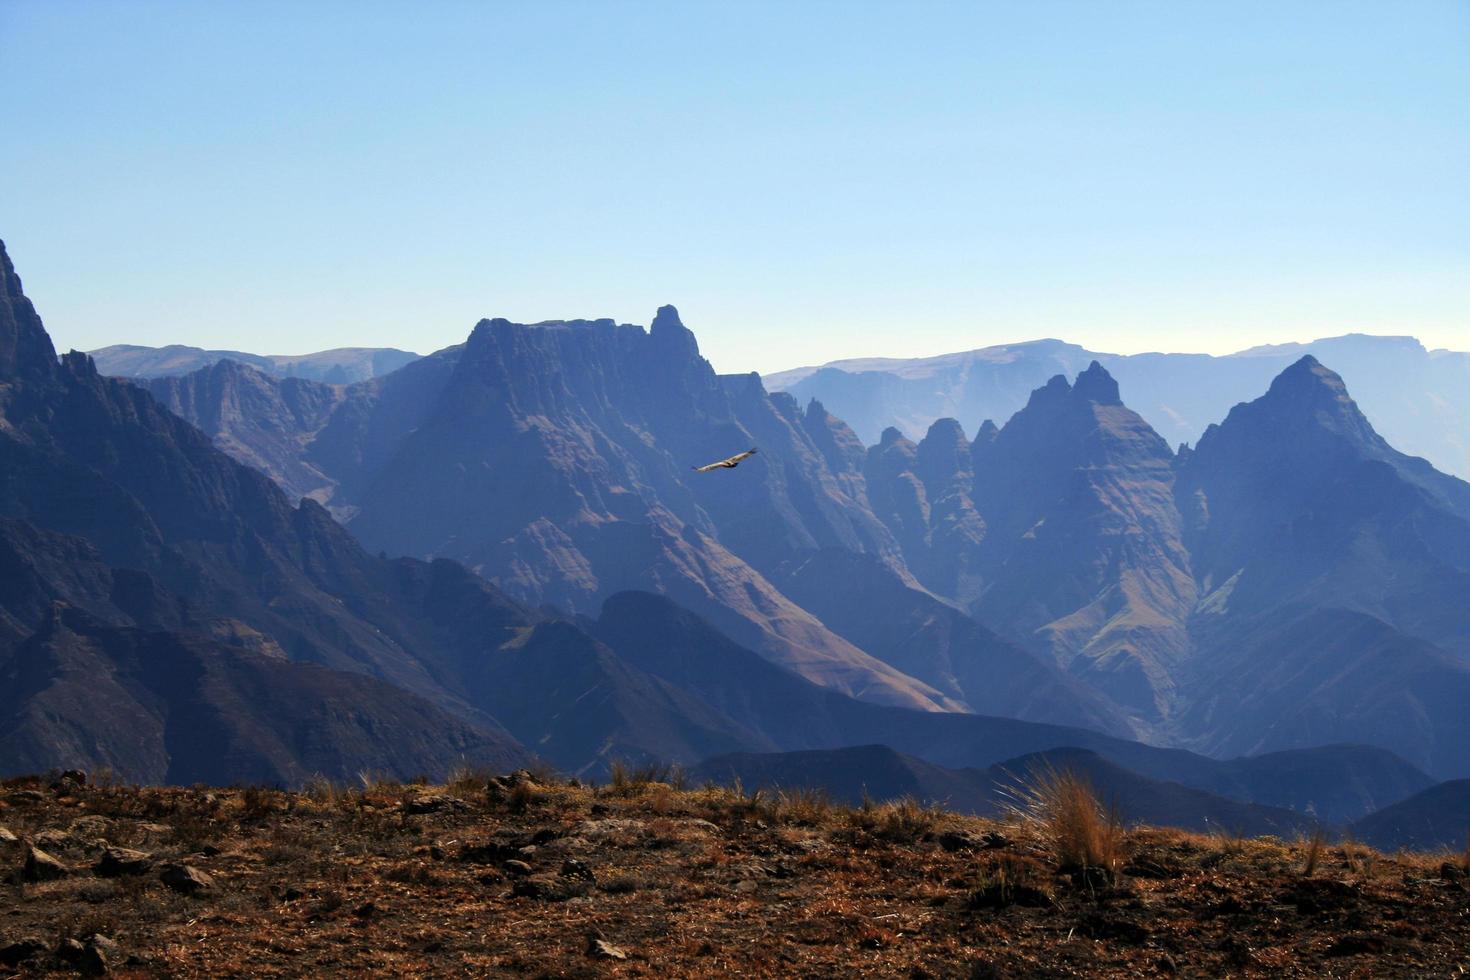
[1,770,1467,977]
[1302,825,1327,876]
[1004,764,1123,877]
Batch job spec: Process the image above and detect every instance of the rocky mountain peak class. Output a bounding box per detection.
[1024,373,1072,410]
[1208,355,1384,453]
[0,239,59,382]
[1071,360,1122,406]
[877,426,910,450]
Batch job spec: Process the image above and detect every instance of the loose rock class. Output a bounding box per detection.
[0,936,47,966]
[403,794,467,815]
[23,843,71,881]
[160,863,216,894]
[587,937,628,961]
[96,847,153,877]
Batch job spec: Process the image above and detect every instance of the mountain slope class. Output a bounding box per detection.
[769,549,1129,735]
[586,591,1425,824]
[0,237,567,782]
[0,604,527,785]
[313,310,955,712]
[144,359,344,502]
[1351,779,1470,852]
[694,744,1316,837]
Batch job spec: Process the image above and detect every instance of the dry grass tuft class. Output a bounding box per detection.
[607,759,675,797]
[1005,765,1122,875]
[445,762,496,797]
[776,787,835,827]
[1301,826,1326,876]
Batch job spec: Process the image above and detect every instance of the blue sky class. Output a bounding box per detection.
[3,1,1467,373]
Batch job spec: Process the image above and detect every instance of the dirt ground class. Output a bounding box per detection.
[2,770,1468,977]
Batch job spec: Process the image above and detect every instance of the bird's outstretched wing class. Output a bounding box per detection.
[692,447,758,473]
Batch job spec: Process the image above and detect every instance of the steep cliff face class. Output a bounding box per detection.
[968,362,1197,721]
[860,363,1196,722]
[1177,355,1470,658]
[146,360,344,502]
[0,238,546,781]
[323,308,949,712]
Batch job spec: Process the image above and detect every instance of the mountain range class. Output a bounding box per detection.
[90,343,419,384]
[121,295,1470,780]
[5,237,1468,846]
[766,335,1470,482]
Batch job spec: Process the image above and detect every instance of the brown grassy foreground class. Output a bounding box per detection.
[2,767,1468,978]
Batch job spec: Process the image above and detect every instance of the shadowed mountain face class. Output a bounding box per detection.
[768,549,1127,735]
[136,309,968,714]
[861,362,1197,724]
[91,344,420,384]
[581,593,1428,824]
[1176,355,1470,660]
[1351,779,1470,852]
[144,360,345,502]
[0,238,549,782]
[766,335,1470,482]
[970,364,1197,720]
[855,357,1470,775]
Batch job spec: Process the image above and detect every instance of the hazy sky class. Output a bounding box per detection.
[3,1,1467,374]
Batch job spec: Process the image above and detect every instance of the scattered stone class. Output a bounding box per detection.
[512,874,589,901]
[160,863,216,895]
[733,879,759,894]
[1326,934,1388,957]
[559,858,596,883]
[137,822,173,837]
[1440,862,1465,882]
[79,934,118,976]
[95,847,153,877]
[23,843,71,881]
[936,830,985,852]
[69,815,111,840]
[61,769,88,786]
[58,938,87,961]
[353,901,377,919]
[33,828,74,851]
[0,936,47,966]
[403,794,467,815]
[0,826,17,844]
[7,789,45,805]
[575,818,648,840]
[586,937,628,961]
[502,859,533,877]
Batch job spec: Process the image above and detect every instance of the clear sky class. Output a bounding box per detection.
[3,1,1467,374]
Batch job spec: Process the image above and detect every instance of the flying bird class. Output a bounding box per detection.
[693,447,758,473]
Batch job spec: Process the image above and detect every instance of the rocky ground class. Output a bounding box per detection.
[1,769,1468,978]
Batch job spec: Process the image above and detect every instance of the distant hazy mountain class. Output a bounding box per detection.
[91,343,420,383]
[858,357,1470,775]
[766,335,1470,481]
